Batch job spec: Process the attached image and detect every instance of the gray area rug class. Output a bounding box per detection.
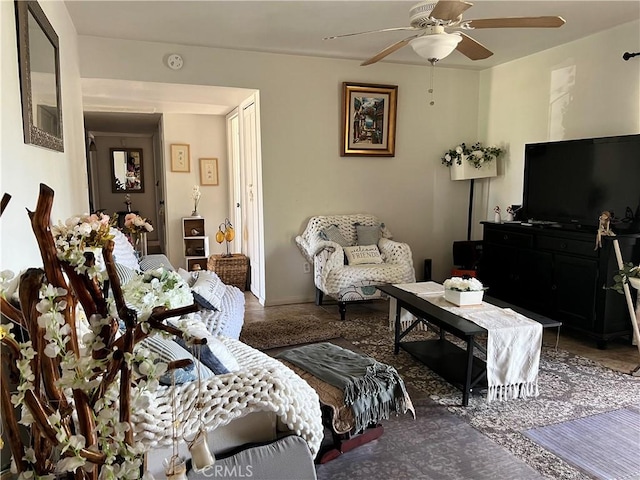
[264,312,640,480]
[524,406,640,480]
[316,397,545,480]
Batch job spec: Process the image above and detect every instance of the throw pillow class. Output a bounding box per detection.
[175,337,239,375]
[354,223,381,246]
[139,254,175,272]
[191,270,226,311]
[319,224,350,247]
[343,245,384,265]
[110,228,140,271]
[115,263,138,286]
[177,267,198,287]
[170,317,241,372]
[138,334,214,385]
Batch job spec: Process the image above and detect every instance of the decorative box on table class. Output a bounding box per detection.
[208,254,248,291]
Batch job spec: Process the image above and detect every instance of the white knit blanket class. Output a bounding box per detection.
[131,337,324,456]
[396,282,542,402]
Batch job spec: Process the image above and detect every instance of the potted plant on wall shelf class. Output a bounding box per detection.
[441,142,503,181]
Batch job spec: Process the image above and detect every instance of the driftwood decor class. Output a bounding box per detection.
[0,185,200,478]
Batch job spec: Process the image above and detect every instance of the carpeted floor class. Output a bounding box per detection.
[245,310,640,480]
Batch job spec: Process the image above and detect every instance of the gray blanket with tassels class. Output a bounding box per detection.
[276,342,411,433]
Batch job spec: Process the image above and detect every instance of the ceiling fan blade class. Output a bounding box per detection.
[360,35,420,66]
[466,16,566,29]
[430,0,474,22]
[324,26,422,40]
[456,32,493,60]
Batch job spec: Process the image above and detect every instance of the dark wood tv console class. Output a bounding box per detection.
[478,222,639,348]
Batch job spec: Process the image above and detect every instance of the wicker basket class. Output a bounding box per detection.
[207,254,248,291]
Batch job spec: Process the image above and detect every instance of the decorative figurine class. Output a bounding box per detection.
[506,206,515,222]
[494,206,502,223]
[595,210,615,249]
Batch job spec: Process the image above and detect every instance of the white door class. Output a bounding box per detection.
[240,95,265,303]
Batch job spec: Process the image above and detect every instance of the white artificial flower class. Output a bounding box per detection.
[192,185,201,201]
[443,276,484,292]
[56,455,87,473]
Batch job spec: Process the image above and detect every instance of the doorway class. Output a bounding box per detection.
[84,112,165,253]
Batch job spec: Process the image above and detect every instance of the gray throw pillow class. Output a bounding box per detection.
[319,224,350,247]
[355,224,381,246]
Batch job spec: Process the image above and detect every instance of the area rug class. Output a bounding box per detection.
[316,397,545,480]
[319,311,640,480]
[239,314,340,350]
[523,406,640,480]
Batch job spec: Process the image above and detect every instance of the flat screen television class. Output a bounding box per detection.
[523,134,640,232]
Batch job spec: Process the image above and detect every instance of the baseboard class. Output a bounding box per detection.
[262,295,315,307]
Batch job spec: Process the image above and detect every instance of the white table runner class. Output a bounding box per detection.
[394,282,542,402]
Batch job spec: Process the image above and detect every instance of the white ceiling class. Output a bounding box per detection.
[65,0,640,69]
[70,1,639,129]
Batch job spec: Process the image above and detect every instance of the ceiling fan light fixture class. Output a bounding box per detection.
[410,32,462,62]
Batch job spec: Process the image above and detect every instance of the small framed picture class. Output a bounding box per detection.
[341,82,398,157]
[170,144,190,172]
[199,158,219,186]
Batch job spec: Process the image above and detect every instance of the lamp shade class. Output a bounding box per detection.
[410,33,462,62]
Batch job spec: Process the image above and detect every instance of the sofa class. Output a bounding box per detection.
[107,228,323,477]
[111,227,246,339]
[2,227,322,478]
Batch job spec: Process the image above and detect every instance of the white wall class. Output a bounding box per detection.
[162,114,230,269]
[77,36,481,304]
[1,1,88,274]
[479,20,640,228]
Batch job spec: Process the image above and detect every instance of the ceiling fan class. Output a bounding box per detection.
[324,0,566,66]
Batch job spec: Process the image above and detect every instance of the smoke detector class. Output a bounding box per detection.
[166,53,184,70]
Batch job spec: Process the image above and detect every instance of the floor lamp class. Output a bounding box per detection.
[449,160,498,241]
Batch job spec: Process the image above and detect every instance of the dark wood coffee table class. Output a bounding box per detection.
[377,283,562,406]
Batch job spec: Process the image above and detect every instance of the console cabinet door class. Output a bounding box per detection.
[479,243,517,301]
[518,250,553,313]
[552,254,598,329]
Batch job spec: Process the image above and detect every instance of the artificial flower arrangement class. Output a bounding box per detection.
[443,276,485,292]
[441,142,503,169]
[192,185,201,216]
[0,187,200,480]
[122,213,154,235]
[51,212,114,281]
[443,276,486,306]
[122,268,193,324]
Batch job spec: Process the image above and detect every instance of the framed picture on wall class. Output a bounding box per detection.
[170,144,190,172]
[199,158,219,186]
[341,82,398,157]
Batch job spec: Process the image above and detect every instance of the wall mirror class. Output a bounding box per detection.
[110,148,144,193]
[15,0,64,152]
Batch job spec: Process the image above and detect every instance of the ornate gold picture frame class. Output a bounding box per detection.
[341,82,398,157]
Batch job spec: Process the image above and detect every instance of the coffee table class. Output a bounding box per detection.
[377,283,562,406]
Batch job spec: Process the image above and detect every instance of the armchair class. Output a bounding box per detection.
[296,214,415,319]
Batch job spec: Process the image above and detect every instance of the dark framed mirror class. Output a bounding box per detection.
[15,0,63,152]
[110,148,144,193]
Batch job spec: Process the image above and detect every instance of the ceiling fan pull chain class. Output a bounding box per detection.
[428,61,436,106]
